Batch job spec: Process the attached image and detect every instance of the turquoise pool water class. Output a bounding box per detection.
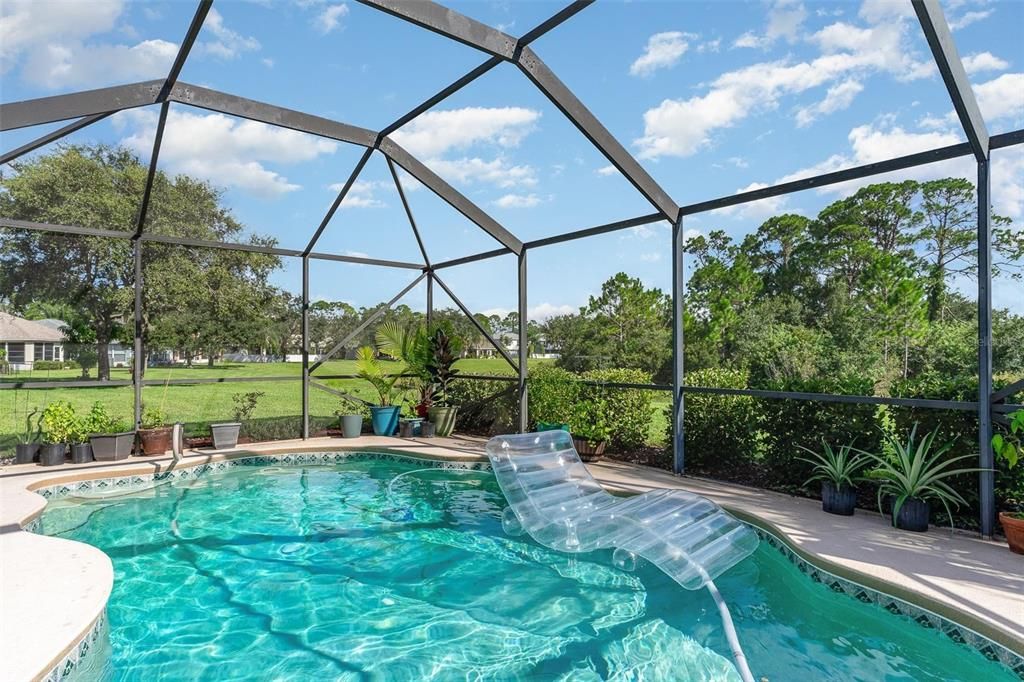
[41,458,1011,681]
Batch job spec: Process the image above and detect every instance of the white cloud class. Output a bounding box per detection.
[392,107,540,158]
[261,57,275,68]
[116,108,338,197]
[596,165,620,177]
[428,157,537,188]
[795,78,863,127]
[0,0,123,73]
[199,8,260,59]
[949,10,993,30]
[630,31,692,78]
[636,17,934,159]
[529,303,575,320]
[328,180,388,209]
[314,3,349,35]
[22,38,177,89]
[639,252,662,262]
[973,73,1024,123]
[961,52,1009,75]
[493,193,543,209]
[733,0,807,49]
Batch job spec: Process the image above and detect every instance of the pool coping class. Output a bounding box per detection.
[2,438,1022,680]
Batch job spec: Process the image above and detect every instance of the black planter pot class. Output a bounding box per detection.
[821,481,857,516]
[70,443,94,464]
[893,496,930,532]
[38,443,67,466]
[15,443,40,464]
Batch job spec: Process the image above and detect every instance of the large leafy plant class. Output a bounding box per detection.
[863,423,978,530]
[40,400,77,444]
[425,326,463,407]
[992,409,1023,471]
[797,440,869,490]
[569,397,611,446]
[355,346,404,407]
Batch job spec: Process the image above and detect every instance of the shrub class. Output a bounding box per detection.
[580,368,653,450]
[40,400,77,444]
[446,376,516,434]
[527,365,580,427]
[758,375,880,491]
[33,360,64,370]
[664,368,759,475]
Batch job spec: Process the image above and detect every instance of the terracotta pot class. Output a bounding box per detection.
[1000,512,1024,555]
[138,427,172,456]
[572,437,606,462]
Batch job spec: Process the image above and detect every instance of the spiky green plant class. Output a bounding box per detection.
[863,423,979,530]
[797,440,868,490]
[355,346,404,407]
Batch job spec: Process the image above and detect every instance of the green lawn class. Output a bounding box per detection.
[0,358,536,456]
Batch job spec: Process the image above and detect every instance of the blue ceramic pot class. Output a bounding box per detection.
[370,406,400,436]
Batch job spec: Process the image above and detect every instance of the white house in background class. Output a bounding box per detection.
[0,312,65,370]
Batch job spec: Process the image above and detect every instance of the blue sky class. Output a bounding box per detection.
[1,0,1022,320]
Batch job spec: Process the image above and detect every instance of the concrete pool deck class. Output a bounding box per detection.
[1,434,1022,680]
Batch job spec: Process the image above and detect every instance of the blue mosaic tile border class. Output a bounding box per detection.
[41,610,107,682]
[752,527,1024,677]
[22,451,1023,678]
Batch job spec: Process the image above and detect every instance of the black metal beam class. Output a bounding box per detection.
[167,82,378,147]
[517,251,528,432]
[356,0,518,60]
[977,157,995,537]
[302,256,310,439]
[132,101,170,238]
[431,248,512,270]
[133,240,143,428]
[516,45,678,220]
[0,113,112,166]
[159,0,213,101]
[992,378,1024,404]
[431,272,518,372]
[0,217,130,240]
[672,217,685,474]
[387,156,431,267]
[309,272,427,372]
[912,0,988,161]
[0,80,163,131]
[524,213,666,250]
[0,375,305,389]
[304,147,374,255]
[517,1,594,46]
[379,136,523,254]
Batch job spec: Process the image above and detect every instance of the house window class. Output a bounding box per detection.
[7,343,25,363]
[33,343,55,361]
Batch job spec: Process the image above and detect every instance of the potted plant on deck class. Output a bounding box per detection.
[14,405,41,464]
[355,346,404,436]
[138,406,172,456]
[797,440,868,516]
[88,403,135,461]
[569,397,611,462]
[39,400,76,466]
[69,412,94,464]
[211,391,264,450]
[864,423,978,532]
[528,365,578,433]
[992,409,1024,553]
[425,326,462,438]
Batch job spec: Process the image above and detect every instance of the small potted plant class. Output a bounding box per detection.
[211,391,264,449]
[69,412,94,464]
[797,440,868,516]
[88,402,135,461]
[138,406,172,456]
[15,406,41,464]
[355,346,404,436]
[863,423,978,532]
[38,400,76,466]
[339,410,363,439]
[569,397,611,462]
[425,326,462,438]
[992,409,1023,554]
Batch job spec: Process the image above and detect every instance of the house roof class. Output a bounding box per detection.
[0,312,65,342]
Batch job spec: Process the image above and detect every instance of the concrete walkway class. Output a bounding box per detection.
[1,435,1021,680]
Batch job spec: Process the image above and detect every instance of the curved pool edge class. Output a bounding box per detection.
[2,444,1022,680]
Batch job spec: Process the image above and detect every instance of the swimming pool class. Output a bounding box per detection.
[40,456,1015,680]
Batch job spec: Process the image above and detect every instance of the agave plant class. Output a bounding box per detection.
[355,346,405,407]
[797,440,868,490]
[863,423,978,530]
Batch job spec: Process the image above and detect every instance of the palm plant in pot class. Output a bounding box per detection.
[87,402,135,461]
[39,400,76,466]
[355,346,405,436]
[138,406,172,456]
[992,409,1023,554]
[211,392,264,450]
[797,440,868,516]
[863,423,978,532]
